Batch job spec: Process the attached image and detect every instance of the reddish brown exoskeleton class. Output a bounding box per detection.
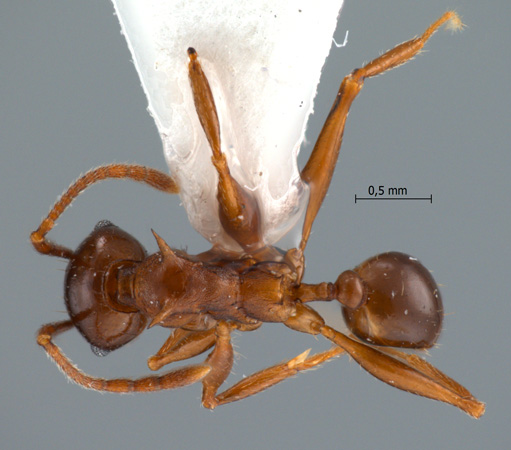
[32,12,484,417]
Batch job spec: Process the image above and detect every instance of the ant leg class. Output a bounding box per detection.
[200,321,235,408]
[210,346,344,408]
[284,302,484,417]
[147,328,217,371]
[299,12,463,252]
[188,48,262,251]
[196,315,344,408]
[31,164,178,258]
[319,325,485,418]
[37,321,211,392]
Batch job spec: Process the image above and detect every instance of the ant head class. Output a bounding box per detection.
[65,221,149,354]
[342,252,443,349]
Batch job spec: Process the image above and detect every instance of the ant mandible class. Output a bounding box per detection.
[31,11,484,417]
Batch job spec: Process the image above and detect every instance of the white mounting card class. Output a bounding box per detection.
[111,1,344,250]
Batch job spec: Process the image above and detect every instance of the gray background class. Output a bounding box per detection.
[2,1,509,449]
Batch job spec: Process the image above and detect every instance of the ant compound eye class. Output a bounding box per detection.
[94,219,115,230]
[342,252,443,349]
[90,344,111,357]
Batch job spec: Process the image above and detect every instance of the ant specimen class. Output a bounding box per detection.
[32,11,484,417]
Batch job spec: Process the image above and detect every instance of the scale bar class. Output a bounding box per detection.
[355,194,432,203]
